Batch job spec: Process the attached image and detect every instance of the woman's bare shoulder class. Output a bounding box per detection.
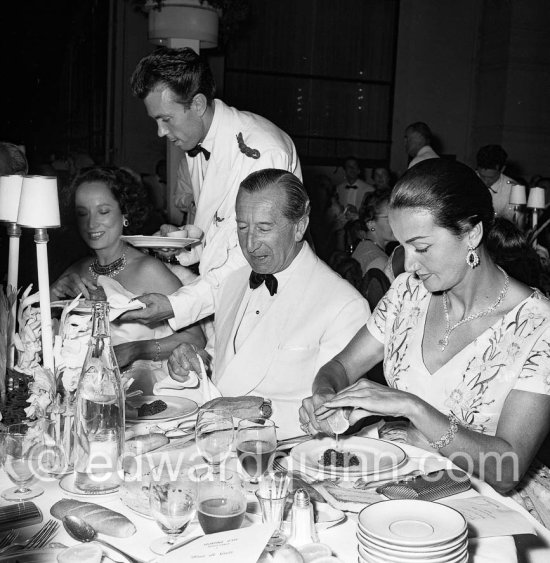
[124,252,182,294]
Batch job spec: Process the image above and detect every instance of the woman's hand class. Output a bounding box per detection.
[114,342,139,370]
[299,390,336,435]
[314,379,417,427]
[50,272,96,300]
[167,342,210,383]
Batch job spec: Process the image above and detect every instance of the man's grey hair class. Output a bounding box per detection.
[239,169,310,222]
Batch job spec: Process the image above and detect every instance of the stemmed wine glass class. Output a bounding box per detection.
[236,418,277,486]
[195,408,234,476]
[149,465,198,555]
[1,423,45,501]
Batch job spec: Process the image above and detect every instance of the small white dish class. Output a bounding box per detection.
[358,500,467,548]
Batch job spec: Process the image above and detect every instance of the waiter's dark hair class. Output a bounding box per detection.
[130,46,216,107]
[390,159,495,241]
[239,169,310,222]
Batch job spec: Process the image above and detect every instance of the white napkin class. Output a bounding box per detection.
[153,353,221,406]
[97,275,146,321]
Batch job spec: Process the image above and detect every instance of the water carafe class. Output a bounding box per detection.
[74,301,125,492]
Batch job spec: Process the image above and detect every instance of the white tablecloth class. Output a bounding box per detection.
[1,441,549,562]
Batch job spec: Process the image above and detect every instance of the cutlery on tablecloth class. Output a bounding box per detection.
[0,530,18,549]
[0,519,60,554]
[0,501,43,531]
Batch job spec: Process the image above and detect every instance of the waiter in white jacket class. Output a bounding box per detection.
[124,47,301,330]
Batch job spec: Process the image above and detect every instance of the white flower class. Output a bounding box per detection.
[62,368,80,393]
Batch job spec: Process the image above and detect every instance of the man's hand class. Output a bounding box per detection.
[118,293,175,325]
[50,272,96,300]
[168,343,210,383]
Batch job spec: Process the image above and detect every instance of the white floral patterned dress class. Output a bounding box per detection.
[366,273,550,436]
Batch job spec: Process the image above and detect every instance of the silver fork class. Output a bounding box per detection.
[0,530,18,549]
[0,519,60,554]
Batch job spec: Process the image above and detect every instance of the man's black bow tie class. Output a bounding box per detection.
[249,271,278,296]
[345,184,357,190]
[187,144,211,160]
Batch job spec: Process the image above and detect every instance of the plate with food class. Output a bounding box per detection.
[126,395,198,423]
[290,436,407,479]
[121,235,200,250]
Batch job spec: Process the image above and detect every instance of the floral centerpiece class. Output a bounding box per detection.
[2,289,92,470]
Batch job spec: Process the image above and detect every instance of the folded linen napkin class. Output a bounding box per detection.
[97,275,146,321]
[153,353,221,406]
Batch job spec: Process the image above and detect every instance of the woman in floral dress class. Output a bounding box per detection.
[300,159,550,494]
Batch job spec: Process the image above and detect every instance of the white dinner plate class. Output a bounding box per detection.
[121,235,199,249]
[358,500,467,548]
[290,436,407,479]
[50,299,92,313]
[126,395,198,423]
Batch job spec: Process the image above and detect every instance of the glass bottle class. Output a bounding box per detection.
[74,301,125,492]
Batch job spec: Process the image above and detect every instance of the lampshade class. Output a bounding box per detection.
[527,187,545,209]
[509,184,527,206]
[0,175,24,222]
[17,175,60,228]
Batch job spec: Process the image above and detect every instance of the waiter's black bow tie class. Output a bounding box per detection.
[249,271,278,296]
[345,184,357,190]
[187,144,210,160]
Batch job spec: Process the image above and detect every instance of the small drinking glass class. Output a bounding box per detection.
[1,422,45,500]
[255,472,291,551]
[196,469,247,535]
[149,465,198,555]
[236,418,277,485]
[195,408,234,476]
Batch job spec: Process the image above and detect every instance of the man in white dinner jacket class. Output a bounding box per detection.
[167,169,370,438]
[125,47,301,331]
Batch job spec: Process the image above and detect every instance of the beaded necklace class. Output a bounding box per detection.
[89,251,127,281]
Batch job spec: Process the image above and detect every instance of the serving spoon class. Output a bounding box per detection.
[62,515,143,563]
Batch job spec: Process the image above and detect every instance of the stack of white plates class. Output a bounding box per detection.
[357,500,469,563]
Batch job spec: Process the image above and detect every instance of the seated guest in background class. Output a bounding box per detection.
[301,159,550,493]
[476,144,516,221]
[404,122,439,169]
[353,189,396,275]
[336,156,374,211]
[49,166,205,390]
[307,174,342,261]
[487,217,542,290]
[371,166,394,191]
[168,169,369,438]
[0,142,28,175]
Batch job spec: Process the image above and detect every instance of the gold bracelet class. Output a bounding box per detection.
[429,413,459,450]
[153,340,161,362]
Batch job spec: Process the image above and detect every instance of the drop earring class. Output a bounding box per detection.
[122,217,129,227]
[466,244,479,268]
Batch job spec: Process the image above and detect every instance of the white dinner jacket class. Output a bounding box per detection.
[212,244,370,437]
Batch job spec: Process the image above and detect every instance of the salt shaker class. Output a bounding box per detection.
[288,488,319,548]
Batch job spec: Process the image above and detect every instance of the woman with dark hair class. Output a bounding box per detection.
[50,166,205,388]
[353,189,396,274]
[300,159,550,494]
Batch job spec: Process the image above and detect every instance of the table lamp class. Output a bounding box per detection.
[527,187,545,231]
[509,184,526,227]
[16,176,60,373]
[0,175,24,368]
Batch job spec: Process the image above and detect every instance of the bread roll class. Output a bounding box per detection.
[50,499,136,538]
[125,432,169,455]
[202,396,272,419]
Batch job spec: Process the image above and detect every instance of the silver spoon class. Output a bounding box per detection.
[62,515,142,563]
